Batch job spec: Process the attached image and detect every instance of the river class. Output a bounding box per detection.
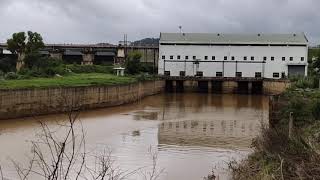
[0,93,269,180]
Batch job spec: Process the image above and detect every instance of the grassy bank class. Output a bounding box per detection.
[0,73,138,89]
[230,85,320,179]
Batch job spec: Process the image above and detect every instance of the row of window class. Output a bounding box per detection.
[164,71,283,78]
[162,55,305,61]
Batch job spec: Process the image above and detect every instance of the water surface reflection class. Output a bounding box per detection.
[0,93,268,180]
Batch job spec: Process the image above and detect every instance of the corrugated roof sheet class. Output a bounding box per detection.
[160,33,308,45]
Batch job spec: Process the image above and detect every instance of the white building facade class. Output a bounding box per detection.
[158,33,308,79]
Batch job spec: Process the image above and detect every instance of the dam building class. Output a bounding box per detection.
[158,33,308,79]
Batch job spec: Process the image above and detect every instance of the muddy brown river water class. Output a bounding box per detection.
[0,93,269,180]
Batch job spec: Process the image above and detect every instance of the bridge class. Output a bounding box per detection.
[0,43,159,66]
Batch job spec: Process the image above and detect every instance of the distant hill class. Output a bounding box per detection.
[132,38,159,46]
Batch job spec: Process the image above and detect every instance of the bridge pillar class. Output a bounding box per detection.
[49,49,64,60]
[81,48,95,65]
[0,48,3,55]
[116,47,125,64]
[16,52,26,71]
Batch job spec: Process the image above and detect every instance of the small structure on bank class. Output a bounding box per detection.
[113,67,125,76]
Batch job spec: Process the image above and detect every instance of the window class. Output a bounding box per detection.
[282,57,285,61]
[177,55,181,60]
[236,72,242,77]
[216,72,223,77]
[224,56,227,60]
[170,55,174,60]
[196,71,203,77]
[290,57,293,61]
[244,56,247,61]
[231,56,235,60]
[212,56,215,60]
[255,72,262,78]
[301,57,305,61]
[204,56,208,60]
[251,56,254,61]
[164,71,170,76]
[193,56,196,60]
[273,73,280,78]
[162,55,165,60]
[271,57,274,61]
[185,56,189,60]
[263,57,267,61]
[179,71,185,76]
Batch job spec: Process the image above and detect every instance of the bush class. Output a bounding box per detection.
[292,76,318,89]
[19,56,69,78]
[125,51,155,75]
[5,72,20,80]
[66,64,114,74]
[281,96,313,126]
[0,56,17,73]
[312,100,320,120]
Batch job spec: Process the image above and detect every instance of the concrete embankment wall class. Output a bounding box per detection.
[0,80,165,120]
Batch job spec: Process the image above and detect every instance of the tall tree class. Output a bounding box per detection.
[7,32,26,54]
[6,31,44,70]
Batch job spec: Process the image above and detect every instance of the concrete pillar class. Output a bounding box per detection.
[81,48,95,65]
[116,47,125,64]
[172,80,177,92]
[49,49,64,60]
[248,82,253,94]
[222,81,238,94]
[16,52,25,71]
[208,81,212,93]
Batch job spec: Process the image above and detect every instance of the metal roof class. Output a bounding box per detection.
[160,33,308,45]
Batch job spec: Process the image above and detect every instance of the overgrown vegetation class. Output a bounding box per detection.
[125,51,154,75]
[230,79,320,180]
[0,73,137,89]
[66,64,114,74]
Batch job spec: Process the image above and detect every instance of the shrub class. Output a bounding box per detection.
[66,64,114,74]
[312,100,320,120]
[292,76,317,89]
[20,56,69,78]
[140,63,154,74]
[281,96,313,126]
[5,72,20,80]
[0,56,17,73]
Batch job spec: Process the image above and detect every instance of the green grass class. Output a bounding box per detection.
[0,73,137,89]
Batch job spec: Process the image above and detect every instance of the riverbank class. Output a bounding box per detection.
[230,87,320,179]
[0,79,165,119]
[0,73,137,89]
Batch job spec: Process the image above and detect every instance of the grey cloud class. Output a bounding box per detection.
[0,0,319,44]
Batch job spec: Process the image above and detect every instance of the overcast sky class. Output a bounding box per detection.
[0,0,319,45]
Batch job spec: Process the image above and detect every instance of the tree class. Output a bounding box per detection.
[125,51,142,75]
[7,31,44,70]
[7,32,26,55]
[312,50,320,75]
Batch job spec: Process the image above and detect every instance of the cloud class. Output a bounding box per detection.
[0,0,319,45]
